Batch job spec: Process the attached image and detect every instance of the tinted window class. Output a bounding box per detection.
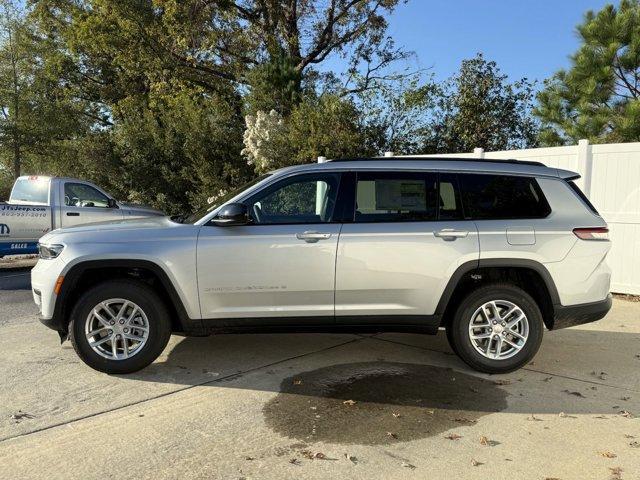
[248,173,340,224]
[459,174,550,219]
[355,172,437,222]
[64,183,110,208]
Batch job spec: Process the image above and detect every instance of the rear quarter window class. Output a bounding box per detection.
[459,173,551,220]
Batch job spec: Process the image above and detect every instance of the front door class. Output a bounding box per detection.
[61,182,123,227]
[196,172,343,324]
[335,171,479,322]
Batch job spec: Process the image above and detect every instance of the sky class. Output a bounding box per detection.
[323,0,613,85]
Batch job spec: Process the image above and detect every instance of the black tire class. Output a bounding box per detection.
[69,280,171,374]
[446,283,544,374]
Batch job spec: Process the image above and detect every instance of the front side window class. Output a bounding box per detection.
[355,172,437,222]
[248,173,341,224]
[459,174,551,219]
[64,183,110,208]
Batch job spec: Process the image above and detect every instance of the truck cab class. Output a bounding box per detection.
[1,176,163,256]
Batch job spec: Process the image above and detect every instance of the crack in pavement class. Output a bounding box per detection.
[0,337,361,444]
[368,335,640,393]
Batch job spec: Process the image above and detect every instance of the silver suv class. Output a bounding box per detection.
[31,158,612,374]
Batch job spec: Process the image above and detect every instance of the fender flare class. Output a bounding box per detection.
[434,258,561,316]
[54,259,194,333]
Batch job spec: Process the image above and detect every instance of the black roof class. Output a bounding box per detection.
[328,156,546,167]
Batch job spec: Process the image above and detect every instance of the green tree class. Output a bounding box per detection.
[24,1,408,212]
[423,54,538,153]
[356,74,437,155]
[0,0,96,188]
[535,0,640,145]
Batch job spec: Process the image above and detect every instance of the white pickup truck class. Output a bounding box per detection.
[0,176,164,257]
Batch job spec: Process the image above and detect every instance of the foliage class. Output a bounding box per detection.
[422,54,539,153]
[242,94,368,174]
[0,1,551,216]
[535,0,640,145]
[356,74,437,155]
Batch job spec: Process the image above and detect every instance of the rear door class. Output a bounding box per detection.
[335,171,479,323]
[60,181,123,227]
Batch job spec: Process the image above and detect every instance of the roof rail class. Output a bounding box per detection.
[327,156,546,167]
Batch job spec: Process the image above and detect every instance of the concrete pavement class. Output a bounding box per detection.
[0,265,639,479]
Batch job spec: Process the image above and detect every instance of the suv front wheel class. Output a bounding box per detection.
[447,284,544,374]
[69,280,172,374]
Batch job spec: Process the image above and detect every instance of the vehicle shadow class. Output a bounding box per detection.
[127,327,639,402]
[120,328,640,444]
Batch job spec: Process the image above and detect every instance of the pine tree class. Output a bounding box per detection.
[535,0,640,145]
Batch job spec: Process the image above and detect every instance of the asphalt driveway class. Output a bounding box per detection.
[0,264,639,479]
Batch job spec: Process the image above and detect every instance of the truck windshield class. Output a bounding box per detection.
[10,177,50,204]
[175,174,271,224]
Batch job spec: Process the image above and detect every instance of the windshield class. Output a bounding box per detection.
[176,174,271,224]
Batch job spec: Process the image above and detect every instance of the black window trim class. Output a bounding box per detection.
[565,179,600,216]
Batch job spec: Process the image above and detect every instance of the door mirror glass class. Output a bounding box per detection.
[107,198,118,208]
[212,203,250,226]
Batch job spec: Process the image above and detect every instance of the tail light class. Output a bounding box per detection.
[573,227,609,241]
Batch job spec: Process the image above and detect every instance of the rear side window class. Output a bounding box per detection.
[567,180,599,215]
[355,172,437,222]
[459,174,551,220]
[10,177,49,204]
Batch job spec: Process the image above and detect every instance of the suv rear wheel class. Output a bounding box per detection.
[69,280,171,374]
[446,284,544,374]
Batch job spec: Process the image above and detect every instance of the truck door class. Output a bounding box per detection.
[60,181,123,228]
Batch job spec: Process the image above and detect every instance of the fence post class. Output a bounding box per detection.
[473,147,485,159]
[577,139,593,198]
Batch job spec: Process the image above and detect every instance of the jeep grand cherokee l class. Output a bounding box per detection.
[31,158,612,374]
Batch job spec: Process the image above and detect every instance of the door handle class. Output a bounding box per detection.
[66,212,80,217]
[434,228,468,239]
[296,231,332,243]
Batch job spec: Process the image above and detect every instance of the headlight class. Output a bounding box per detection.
[38,243,64,259]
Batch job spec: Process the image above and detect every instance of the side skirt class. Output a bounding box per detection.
[197,315,441,335]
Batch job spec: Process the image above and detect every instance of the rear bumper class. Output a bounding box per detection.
[551,294,612,330]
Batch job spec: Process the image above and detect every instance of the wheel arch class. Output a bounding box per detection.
[436,259,560,330]
[55,259,198,337]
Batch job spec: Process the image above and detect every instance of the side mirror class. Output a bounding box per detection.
[107,198,118,209]
[212,203,250,226]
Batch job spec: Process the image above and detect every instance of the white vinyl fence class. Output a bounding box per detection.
[412,140,640,295]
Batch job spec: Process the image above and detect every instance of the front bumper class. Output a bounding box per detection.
[551,294,612,330]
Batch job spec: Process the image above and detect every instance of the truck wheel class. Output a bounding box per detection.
[69,280,171,374]
[446,284,543,374]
